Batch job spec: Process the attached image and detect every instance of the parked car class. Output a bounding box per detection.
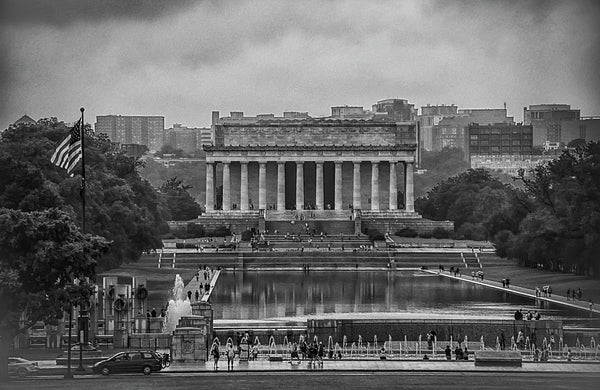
[66,342,101,353]
[8,357,39,377]
[92,351,163,376]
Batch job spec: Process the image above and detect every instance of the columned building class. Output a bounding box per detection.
[196,111,452,235]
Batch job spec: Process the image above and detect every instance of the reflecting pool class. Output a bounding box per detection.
[210,270,590,322]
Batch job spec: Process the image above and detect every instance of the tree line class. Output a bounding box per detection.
[416,142,600,277]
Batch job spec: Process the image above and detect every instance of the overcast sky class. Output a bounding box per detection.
[1,0,599,128]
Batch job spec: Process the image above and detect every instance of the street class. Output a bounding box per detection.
[1,371,598,390]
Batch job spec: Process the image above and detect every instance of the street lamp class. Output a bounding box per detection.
[76,299,90,372]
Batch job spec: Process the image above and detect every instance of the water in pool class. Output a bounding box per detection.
[210,270,591,323]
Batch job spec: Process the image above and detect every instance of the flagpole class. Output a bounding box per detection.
[80,107,86,235]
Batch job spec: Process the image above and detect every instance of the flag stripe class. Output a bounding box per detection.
[51,119,82,174]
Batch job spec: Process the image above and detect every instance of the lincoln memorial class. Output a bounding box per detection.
[197,110,452,235]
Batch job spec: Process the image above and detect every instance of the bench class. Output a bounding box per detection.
[474,351,522,367]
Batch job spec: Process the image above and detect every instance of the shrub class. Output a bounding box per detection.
[395,228,418,237]
[241,230,254,241]
[432,227,450,239]
[186,223,206,237]
[418,232,432,238]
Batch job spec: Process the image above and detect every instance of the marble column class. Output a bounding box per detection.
[405,161,415,212]
[389,162,397,210]
[371,161,379,210]
[277,162,285,210]
[222,162,230,211]
[205,162,214,211]
[315,161,324,210]
[258,162,267,210]
[353,162,361,209]
[240,162,248,211]
[296,162,304,210]
[334,162,343,210]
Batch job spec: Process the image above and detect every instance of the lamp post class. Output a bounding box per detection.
[76,299,90,372]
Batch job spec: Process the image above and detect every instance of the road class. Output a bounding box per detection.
[1,371,598,390]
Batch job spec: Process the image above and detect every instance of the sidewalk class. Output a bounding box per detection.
[422,269,600,316]
[161,358,600,374]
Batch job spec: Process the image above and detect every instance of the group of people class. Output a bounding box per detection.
[566,288,583,301]
[535,285,553,297]
[443,344,469,360]
[514,309,541,321]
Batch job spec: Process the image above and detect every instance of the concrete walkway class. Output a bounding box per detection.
[422,269,600,317]
[162,358,600,373]
[182,269,221,303]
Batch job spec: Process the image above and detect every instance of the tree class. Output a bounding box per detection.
[416,168,525,240]
[0,123,169,271]
[508,142,600,275]
[159,177,203,220]
[0,208,108,381]
[414,147,470,197]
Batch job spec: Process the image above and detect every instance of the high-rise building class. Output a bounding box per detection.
[468,123,534,174]
[95,115,165,152]
[523,104,581,146]
[418,104,458,151]
[164,124,211,154]
[431,108,514,153]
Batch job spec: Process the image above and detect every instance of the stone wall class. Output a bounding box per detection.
[214,122,416,147]
[361,218,454,234]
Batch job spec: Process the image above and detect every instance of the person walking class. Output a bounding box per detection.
[445,345,451,360]
[212,344,220,370]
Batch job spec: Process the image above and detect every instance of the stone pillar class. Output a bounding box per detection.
[371,161,379,211]
[259,162,267,210]
[296,162,304,210]
[240,162,248,211]
[405,161,415,212]
[315,161,324,210]
[389,162,397,210]
[222,162,230,211]
[334,162,343,210]
[353,162,361,209]
[277,162,285,210]
[205,162,214,211]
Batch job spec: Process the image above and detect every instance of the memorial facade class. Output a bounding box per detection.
[195,110,453,235]
[204,115,417,214]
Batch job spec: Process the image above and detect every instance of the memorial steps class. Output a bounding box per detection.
[136,248,507,271]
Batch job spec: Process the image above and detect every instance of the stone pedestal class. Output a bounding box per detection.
[170,302,214,362]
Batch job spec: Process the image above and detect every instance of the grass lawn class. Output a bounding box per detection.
[482,258,600,304]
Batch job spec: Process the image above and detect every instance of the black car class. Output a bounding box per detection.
[92,351,163,376]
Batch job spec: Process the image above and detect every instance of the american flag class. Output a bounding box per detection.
[51,119,82,175]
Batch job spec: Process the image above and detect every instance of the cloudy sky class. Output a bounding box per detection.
[1,0,599,128]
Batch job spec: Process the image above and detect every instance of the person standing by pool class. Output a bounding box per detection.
[212,343,220,370]
[226,342,235,370]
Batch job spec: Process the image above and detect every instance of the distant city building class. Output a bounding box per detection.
[523,104,581,146]
[468,123,534,174]
[120,143,148,157]
[164,124,211,154]
[431,108,514,153]
[372,99,417,122]
[330,106,372,119]
[418,104,458,151]
[579,116,600,143]
[12,114,37,127]
[95,115,164,152]
[212,111,312,125]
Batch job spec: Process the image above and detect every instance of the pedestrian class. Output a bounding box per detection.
[500,331,506,350]
[318,342,324,363]
[463,346,469,360]
[502,279,506,288]
[187,290,192,300]
[454,344,462,360]
[160,307,166,317]
[290,342,300,363]
[151,307,157,317]
[226,342,235,370]
[212,344,220,370]
[566,289,571,301]
[506,278,510,288]
[195,290,200,301]
[146,310,151,319]
[445,345,451,360]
